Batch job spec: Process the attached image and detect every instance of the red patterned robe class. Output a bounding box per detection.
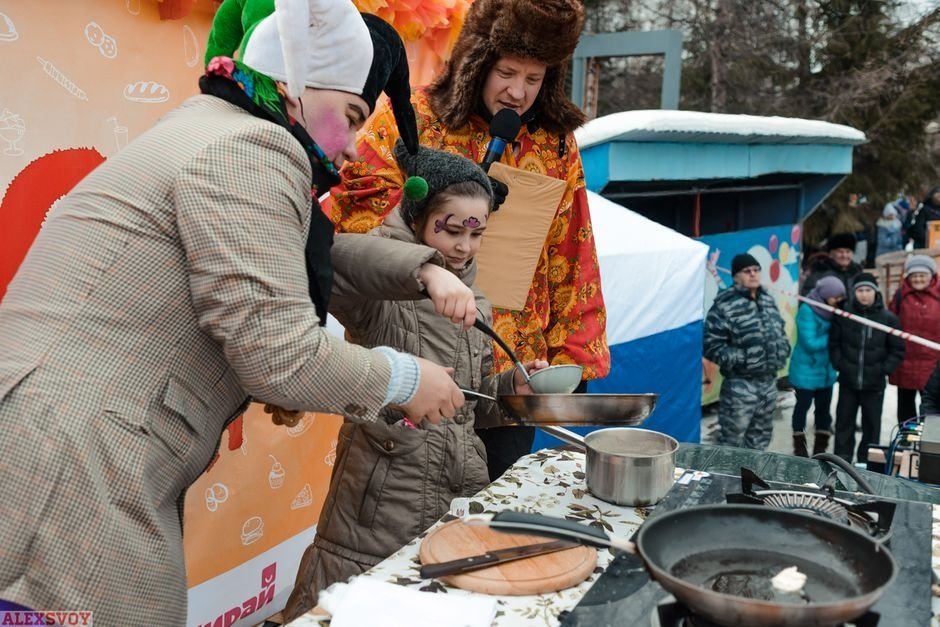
[328,88,610,380]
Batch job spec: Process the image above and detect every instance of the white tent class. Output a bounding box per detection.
[535,191,708,447]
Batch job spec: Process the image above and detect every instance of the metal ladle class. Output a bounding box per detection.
[472,318,533,386]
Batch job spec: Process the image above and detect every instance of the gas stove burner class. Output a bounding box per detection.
[727,468,896,542]
[759,490,849,523]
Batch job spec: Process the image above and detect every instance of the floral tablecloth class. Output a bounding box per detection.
[288,447,940,626]
[288,447,650,626]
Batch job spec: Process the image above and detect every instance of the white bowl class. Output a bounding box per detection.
[526,364,584,394]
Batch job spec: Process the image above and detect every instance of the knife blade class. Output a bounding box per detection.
[419,539,580,579]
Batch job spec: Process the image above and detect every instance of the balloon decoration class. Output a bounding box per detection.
[791,223,802,245]
[770,259,780,282]
[768,233,778,255]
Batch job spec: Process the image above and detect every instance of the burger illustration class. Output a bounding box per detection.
[241,516,264,545]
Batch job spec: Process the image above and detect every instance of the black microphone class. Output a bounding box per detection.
[481,109,522,173]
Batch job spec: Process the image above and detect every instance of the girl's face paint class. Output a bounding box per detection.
[421,196,490,271]
[434,214,454,234]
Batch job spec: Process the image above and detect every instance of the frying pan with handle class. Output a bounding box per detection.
[471,506,896,627]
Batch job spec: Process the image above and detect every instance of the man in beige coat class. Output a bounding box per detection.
[0,2,469,625]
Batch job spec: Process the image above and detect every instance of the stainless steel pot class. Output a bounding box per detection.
[542,426,678,506]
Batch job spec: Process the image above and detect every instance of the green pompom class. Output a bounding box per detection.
[403,176,429,201]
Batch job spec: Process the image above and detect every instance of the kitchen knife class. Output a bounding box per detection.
[465,511,636,553]
[419,538,580,579]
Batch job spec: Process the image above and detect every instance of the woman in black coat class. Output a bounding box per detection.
[907,186,940,249]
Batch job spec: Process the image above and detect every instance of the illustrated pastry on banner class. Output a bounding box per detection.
[84,21,118,59]
[123,80,170,104]
[37,57,88,101]
[268,455,286,489]
[205,482,229,513]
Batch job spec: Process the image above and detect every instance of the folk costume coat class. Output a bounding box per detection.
[330,88,610,380]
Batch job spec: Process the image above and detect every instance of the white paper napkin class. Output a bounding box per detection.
[318,577,497,627]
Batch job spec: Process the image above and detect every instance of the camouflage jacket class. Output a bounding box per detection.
[704,284,790,379]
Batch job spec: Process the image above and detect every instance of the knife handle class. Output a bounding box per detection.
[420,553,499,579]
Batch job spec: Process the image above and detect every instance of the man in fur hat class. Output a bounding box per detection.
[0,2,471,624]
[329,0,610,480]
[800,231,864,296]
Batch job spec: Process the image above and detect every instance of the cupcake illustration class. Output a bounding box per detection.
[268,455,285,489]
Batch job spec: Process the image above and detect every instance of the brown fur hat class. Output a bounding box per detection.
[427,0,586,136]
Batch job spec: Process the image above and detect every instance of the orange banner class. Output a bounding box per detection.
[183,405,341,587]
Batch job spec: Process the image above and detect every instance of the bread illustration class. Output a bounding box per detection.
[123,80,169,103]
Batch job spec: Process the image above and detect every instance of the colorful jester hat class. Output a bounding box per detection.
[205,0,419,154]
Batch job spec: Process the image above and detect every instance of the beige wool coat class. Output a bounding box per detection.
[0,96,398,626]
[284,210,515,619]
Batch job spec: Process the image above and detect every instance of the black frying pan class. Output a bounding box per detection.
[476,505,896,627]
[636,505,897,627]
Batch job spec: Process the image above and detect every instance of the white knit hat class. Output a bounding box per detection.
[905,254,937,277]
[243,0,373,99]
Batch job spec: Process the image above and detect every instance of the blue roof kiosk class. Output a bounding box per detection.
[575,110,865,432]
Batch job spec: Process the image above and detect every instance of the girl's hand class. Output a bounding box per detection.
[418,263,477,328]
[513,359,550,395]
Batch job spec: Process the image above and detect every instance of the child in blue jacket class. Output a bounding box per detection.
[789,276,846,456]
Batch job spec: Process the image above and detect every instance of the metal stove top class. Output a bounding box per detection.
[559,469,933,627]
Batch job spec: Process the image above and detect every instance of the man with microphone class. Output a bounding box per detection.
[328,0,609,481]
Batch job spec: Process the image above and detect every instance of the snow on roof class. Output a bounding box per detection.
[574,109,867,150]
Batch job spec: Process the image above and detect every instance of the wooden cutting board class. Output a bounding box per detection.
[418,518,597,595]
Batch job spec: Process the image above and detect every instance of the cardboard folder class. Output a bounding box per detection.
[473,162,567,310]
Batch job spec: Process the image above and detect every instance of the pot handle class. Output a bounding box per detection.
[538,425,587,452]
[470,510,635,553]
